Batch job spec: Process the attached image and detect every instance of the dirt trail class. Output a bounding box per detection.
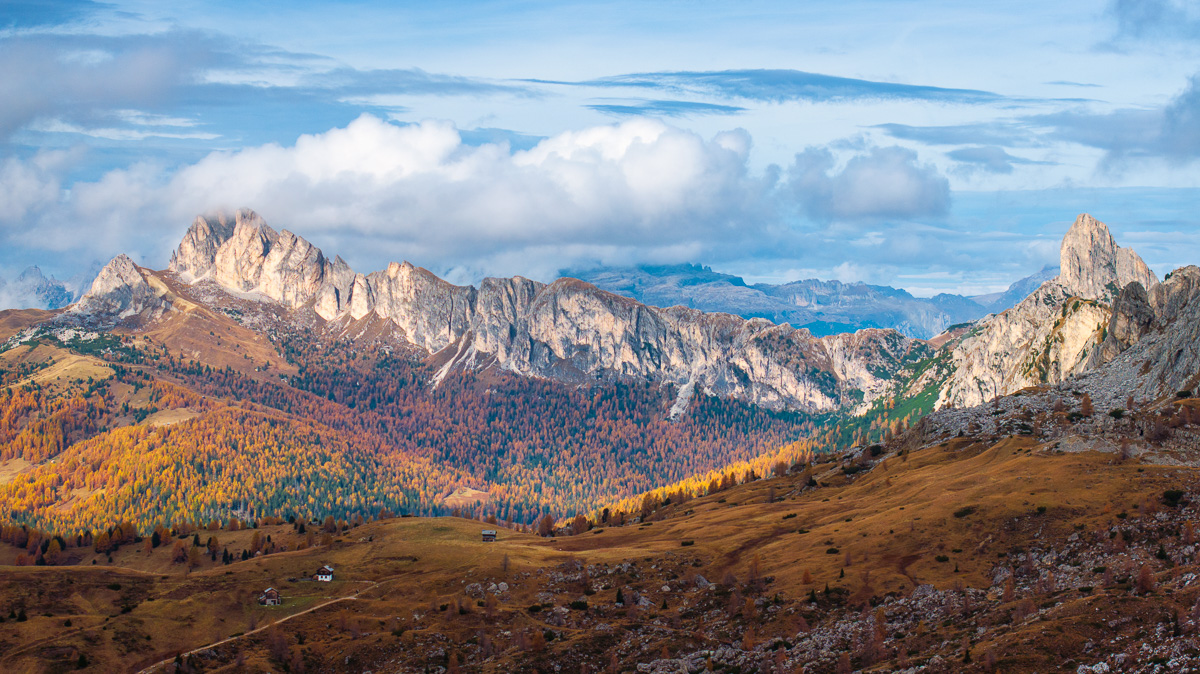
[133,574,411,674]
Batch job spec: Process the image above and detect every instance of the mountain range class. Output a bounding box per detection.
[1,208,1198,536]
[63,209,1194,418]
[0,266,91,311]
[569,262,1059,339]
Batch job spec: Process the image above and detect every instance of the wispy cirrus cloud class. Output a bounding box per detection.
[1,29,538,149]
[0,0,115,29]
[302,67,534,99]
[946,146,1056,174]
[585,99,745,118]
[1032,73,1200,165]
[877,73,1200,169]
[874,122,1038,147]
[536,69,1005,105]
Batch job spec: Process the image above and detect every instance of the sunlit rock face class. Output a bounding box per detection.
[1058,213,1156,301]
[936,213,1158,410]
[149,209,931,412]
[72,254,169,324]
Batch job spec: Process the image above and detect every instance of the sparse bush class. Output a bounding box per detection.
[680,540,694,547]
[1109,408,1125,420]
[1137,564,1157,594]
[1146,418,1171,442]
[1163,490,1185,508]
[953,506,977,518]
[935,555,950,563]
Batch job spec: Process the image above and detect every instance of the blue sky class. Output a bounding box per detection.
[1,0,1199,300]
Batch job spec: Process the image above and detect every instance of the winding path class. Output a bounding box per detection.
[134,577,403,674]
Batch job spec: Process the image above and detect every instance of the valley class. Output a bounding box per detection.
[3,422,1200,672]
[1,210,1199,672]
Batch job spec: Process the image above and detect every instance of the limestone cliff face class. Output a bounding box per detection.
[1074,265,1200,406]
[937,214,1156,409]
[168,209,354,321]
[1093,266,1200,385]
[366,262,478,354]
[1059,213,1157,300]
[72,255,168,323]
[158,210,928,412]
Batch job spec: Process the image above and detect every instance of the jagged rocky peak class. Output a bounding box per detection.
[167,209,358,318]
[934,213,1162,410]
[64,208,930,413]
[169,209,260,280]
[72,254,165,320]
[1059,213,1157,300]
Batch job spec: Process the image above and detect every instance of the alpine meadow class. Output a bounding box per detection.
[3,2,1200,673]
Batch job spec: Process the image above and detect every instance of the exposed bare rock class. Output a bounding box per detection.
[1059,213,1157,300]
[367,261,478,353]
[1075,265,1200,406]
[169,212,238,280]
[1095,281,1155,364]
[150,209,941,412]
[169,208,357,319]
[71,254,168,322]
[937,213,1151,409]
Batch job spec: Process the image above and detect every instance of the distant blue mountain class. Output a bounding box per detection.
[0,265,97,311]
[564,263,1058,339]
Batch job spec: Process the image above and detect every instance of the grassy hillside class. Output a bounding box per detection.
[3,428,1198,672]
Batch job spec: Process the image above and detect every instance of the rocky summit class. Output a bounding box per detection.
[935,213,1163,409]
[69,209,1198,418]
[1059,213,1157,300]
[77,209,933,413]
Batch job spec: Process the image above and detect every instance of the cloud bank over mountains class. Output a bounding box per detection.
[0,114,965,286]
[2,0,1200,300]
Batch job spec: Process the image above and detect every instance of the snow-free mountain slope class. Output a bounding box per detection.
[115,209,934,412]
[571,263,1060,339]
[937,213,1159,409]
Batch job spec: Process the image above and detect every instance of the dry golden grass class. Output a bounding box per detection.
[443,487,491,509]
[0,458,33,485]
[134,272,297,380]
[0,435,1193,672]
[0,343,114,393]
[140,408,200,428]
[0,309,54,342]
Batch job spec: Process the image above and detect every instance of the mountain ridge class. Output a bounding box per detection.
[65,209,931,413]
[567,262,1061,339]
[936,213,1161,409]
[67,209,1182,418]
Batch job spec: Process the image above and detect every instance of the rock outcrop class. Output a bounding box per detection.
[1072,265,1200,407]
[156,210,933,412]
[937,214,1158,409]
[168,209,355,321]
[71,254,168,323]
[1059,213,1156,300]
